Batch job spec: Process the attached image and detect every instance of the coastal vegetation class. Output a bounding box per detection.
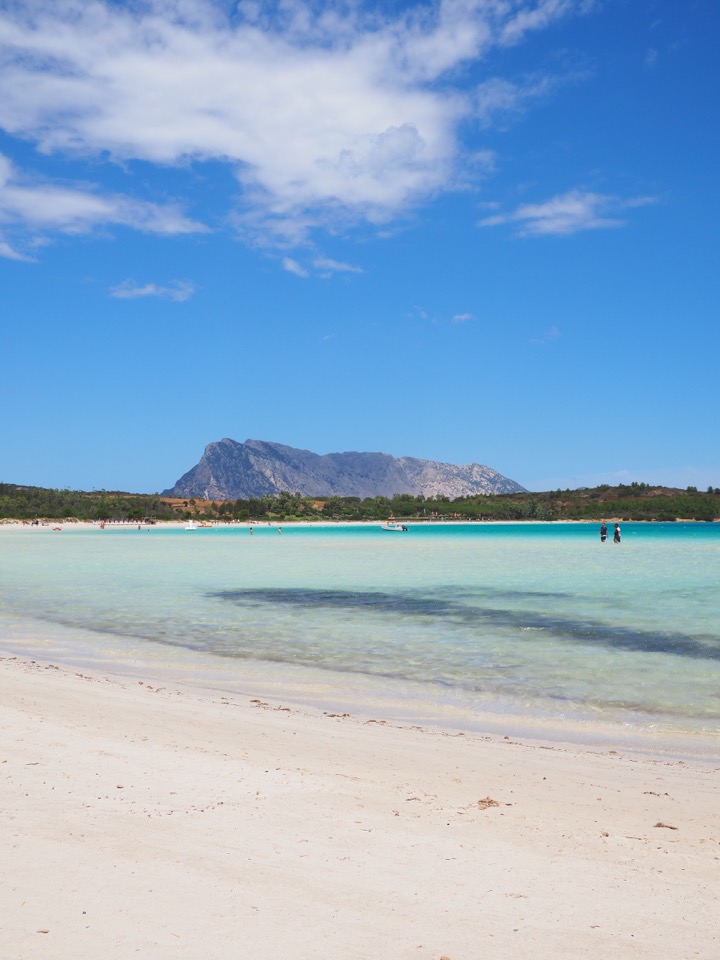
[0,486,173,523]
[1,481,718,523]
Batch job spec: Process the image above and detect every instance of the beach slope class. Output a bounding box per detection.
[2,654,718,959]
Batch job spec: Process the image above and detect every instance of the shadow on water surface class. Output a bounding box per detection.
[210,587,720,662]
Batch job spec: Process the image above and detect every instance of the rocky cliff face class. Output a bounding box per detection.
[163,438,527,500]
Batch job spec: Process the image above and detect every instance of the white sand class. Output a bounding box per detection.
[2,652,718,960]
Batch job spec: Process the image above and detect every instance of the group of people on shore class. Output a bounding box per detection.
[599,521,621,543]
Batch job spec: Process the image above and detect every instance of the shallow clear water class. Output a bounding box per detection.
[1,523,719,742]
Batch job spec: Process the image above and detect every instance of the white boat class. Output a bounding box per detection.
[380,521,408,532]
[185,521,198,530]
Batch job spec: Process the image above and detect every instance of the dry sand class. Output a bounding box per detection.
[2,652,718,960]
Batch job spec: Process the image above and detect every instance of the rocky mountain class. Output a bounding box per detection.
[163,438,527,500]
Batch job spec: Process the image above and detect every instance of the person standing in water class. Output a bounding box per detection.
[599,521,608,542]
[613,523,621,543]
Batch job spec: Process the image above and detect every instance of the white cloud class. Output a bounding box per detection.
[281,254,363,277]
[500,0,593,47]
[479,188,656,236]
[282,256,309,277]
[473,69,583,127]
[0,151,205,256]
[110,280,196,301]
[0,0,593,249]
[474,77,529,125]
[452,312,474,322]
[312,256,363,275]
[0,238,33,261]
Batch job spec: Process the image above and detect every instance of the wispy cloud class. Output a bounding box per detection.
[282,255,363,278]
[479,189,656,236]
[473,69,585,128]
[0,151,206,257]
[408,305,430,322]
[499,0,593,47]
[0,0,595,251]
[313,257,363,276]
[282,257,309,278]
[0,238,33,261]
[408,305,475,325]
[110,280,196,301]
[530,324,561,344]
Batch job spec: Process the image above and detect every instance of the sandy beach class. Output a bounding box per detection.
[2,650,718,960]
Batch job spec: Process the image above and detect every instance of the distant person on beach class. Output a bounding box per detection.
[599,521,608,542]
[614,524,621,543]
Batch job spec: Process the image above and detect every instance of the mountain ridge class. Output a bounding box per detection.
[163,438,527,500]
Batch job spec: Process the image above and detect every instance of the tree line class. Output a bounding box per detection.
[0,485,174,522]
[1,481,719,523]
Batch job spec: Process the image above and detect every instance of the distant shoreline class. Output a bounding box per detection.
[1,517,717,529]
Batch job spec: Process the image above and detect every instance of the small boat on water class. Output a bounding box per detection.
[380,521,408,532]
[185,521,199,531]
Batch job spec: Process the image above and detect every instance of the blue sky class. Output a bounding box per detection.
[1,0,718,494]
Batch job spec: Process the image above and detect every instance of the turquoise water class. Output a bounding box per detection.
[1,523,719,743]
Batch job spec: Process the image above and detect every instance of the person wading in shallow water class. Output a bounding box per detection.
[614,523,621,543]
[600,521,608,543]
